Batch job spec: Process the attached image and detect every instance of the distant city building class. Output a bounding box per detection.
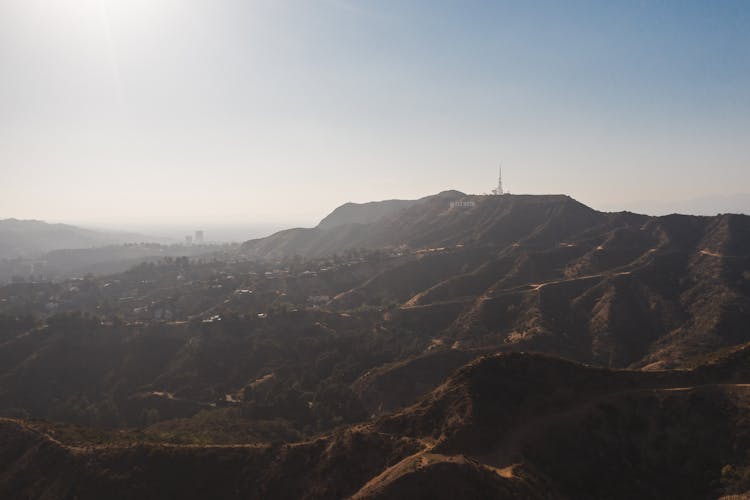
[195,230,204,244]
[185,235,193,246]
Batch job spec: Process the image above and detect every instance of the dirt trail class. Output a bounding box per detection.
[405,242,662,310]
[529,273,603,292]
[699,249,746,259]
[524,271,631,293]
[0,418,272,452]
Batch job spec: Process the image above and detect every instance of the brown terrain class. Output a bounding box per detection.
[1,192,749,498]
[2,347,750,499]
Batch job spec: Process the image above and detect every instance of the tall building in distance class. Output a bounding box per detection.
[492,164,504,195]
[195,230,204,244]
[185,235,193,246]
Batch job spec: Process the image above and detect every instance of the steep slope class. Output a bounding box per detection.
[366,350,750,499]
[0,419,422,500]
[4,349,750,499]
[2,191,750,499]
[241,193,610,259]
[357,210,750,370]
[317,199,419,229]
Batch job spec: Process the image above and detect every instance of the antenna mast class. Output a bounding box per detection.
[497,163,504,195]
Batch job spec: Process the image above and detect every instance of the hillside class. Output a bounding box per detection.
[317,198,419,229]
[0,243,219,284]
[242,193,750,369]
[366,349,750,499]
[241,192,608,259]
[0,192,749,498]
[0,219,150,260]
[0,194,748,424]
[2,350,750,499]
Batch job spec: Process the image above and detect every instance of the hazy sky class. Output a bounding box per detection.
[1,0,749,226]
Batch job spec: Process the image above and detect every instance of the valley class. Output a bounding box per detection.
[1,192,749,498]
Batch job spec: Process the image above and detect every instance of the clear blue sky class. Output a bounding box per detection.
[1,0,749,225]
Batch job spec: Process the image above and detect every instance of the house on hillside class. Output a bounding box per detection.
[308,295,330,306]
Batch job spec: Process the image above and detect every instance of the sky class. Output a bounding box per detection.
[1,0,749,229]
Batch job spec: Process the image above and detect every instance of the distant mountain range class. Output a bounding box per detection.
[1,192,750,498]
[0,219,152,260]
[600,192,750,216]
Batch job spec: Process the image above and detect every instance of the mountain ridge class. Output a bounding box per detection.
[2,347,750,499]
[317,198,420,229]
[242,192,607,259]
[0,218,152,260]
[1,192,749,498]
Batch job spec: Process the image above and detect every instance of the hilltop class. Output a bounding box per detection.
[242,192,750,369]
[241,192,604,259]
[317,198,419,229]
